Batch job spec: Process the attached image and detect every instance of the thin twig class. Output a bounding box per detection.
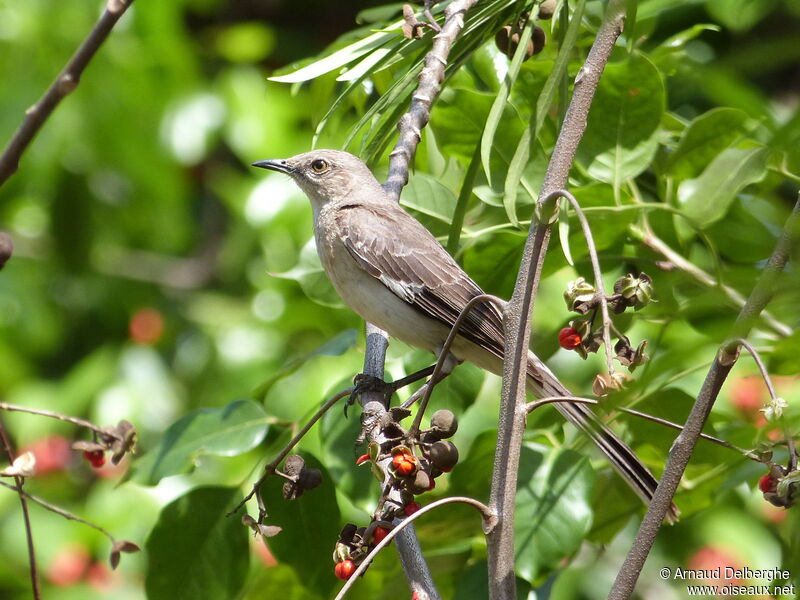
[0,480,118,543]
[0,0,135,187]
[557,190,616,375]
[638,223,792,338]
[488,3,628,598]
[0,421,40,599]
[0,402,108,437]
[609,196,800,600]
[733,339,778,401]
[407,294,505,435]
[525,395,747,454]
[334,496,495,600]
[733,338,796,467]
[227,386,353,516]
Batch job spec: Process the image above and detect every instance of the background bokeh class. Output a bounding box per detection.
[1,0,800,598]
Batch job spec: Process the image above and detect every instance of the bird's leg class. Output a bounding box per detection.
[346,365,437,414]
[423,0,442,32]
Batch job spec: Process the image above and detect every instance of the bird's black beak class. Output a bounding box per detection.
[251,159,295,174]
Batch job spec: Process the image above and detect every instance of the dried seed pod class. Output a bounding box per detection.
[428,440,459,472]
[495,25,512,56]
[408,470,432,494]
[430,409,458,438]
[531,25,546,55]
[538,0,557,20]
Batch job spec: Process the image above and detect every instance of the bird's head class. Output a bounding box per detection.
[252,149,382,211]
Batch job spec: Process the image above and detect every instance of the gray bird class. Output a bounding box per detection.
[253,149,676,521]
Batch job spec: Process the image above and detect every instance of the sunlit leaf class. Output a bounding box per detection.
[131,399,270,485]
[677,146,769,228]
[577,53,665,185]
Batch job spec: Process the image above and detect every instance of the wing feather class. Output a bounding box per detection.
[336,204,505,356]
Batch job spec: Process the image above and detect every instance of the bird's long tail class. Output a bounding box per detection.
[526,352,679,523]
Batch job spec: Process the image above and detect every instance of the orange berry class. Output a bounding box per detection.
[392,452,416,476]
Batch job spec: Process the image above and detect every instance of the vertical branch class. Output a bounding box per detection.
[383,0,479,201]
[359,3,479,598]
[487,2,628,598]
[0,0,135,188]
[608,196,800,600]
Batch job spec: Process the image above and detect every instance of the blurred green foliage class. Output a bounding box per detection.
[1,0,799,599]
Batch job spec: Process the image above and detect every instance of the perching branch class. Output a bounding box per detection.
[609,195,800,600]
[383,0,480,201]
[0,0,135,188]
[358,2,481,598]
[487,2,627,598]
[334,496,495,600]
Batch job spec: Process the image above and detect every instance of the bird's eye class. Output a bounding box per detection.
[310,159,329,173]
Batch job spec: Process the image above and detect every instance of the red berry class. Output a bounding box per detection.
[392,452,417,476]
[334,559,356,580]
[558,327,582,350]
[372,526,390,544]
[758,473,777,493]
[83,450,106,468]
[404,502,421,516]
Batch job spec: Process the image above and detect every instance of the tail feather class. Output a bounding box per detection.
[527,353,679,523]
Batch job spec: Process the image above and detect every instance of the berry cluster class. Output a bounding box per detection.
[73,420,137,469]
[494,1,555,61]
[756,460,798,508]
[334,409,459,579]
[559,274,653,373]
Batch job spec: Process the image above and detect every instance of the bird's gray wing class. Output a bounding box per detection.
[335,203,505,356]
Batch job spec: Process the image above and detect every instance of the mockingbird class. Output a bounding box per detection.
[253,149,675,520]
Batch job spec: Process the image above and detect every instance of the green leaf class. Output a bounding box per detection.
[132,399,270,485]
[449,434,595,583]
[567,184,635,253]
[514,444,595,582]
[261,453,341,598]
[401,172,458,226]
[255,329,358,398]
[481,11,534,196]
[667,107,749,181]
[769,330,800,376]
[706,0,779,32]
[145,487,249,600]
[577,53,665,185]
[503,0,587,228]
[272,238,343,308]
[676,146,770,227]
